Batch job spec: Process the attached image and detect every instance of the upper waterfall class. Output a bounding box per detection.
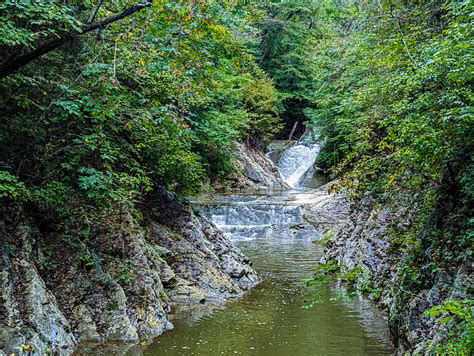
[276,132,321,189]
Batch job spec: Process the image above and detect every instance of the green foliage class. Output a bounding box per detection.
[296,3,473,351]
[113,258,137,286]
[0,0,282,221]
[0,2,471,351]
[305,261,365,289]
[242,68,282,145]
[0,0,80,48]
[159,290,170,301]
[37,242,60,270]
[305,0,473,199]
[257,0,326,136]
[303,260,340,287]
[424,299,474,355]
[316,230,335,245]
[79,251,97,272]
[0,171,29,201]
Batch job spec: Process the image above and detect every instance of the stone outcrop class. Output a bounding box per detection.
[0,189,258,355]
[302,186,350,235]
[146,188,259,303]
[321,192,473,353]
[217,141,288,191]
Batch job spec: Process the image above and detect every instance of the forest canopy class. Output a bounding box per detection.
[0,0,282,208]
[1,0,472,218]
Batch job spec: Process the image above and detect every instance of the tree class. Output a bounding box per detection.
[256,0,326,138]
[0,1,152,79]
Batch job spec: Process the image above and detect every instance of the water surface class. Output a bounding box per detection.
[144,237,393,356]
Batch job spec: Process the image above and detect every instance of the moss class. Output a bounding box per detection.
[315,230,335,245]
[159,290,169,301]
[106,302,119,311]
[169,231,183,241]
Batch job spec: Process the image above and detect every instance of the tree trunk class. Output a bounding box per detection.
[288,121,299,141]
[0,2,151,80]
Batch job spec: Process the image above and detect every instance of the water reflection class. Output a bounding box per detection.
[141,237,393,356]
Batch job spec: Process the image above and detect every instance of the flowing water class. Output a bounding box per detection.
[275,134,321,188]
[139,136,394,355]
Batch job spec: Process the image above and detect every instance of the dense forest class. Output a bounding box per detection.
[1,0,472,354]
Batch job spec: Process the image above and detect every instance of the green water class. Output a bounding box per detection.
[143,237,393,356]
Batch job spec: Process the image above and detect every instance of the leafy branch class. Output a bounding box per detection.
[0,1,152,79]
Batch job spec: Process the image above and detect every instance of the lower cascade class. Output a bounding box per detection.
[201,195,307,239]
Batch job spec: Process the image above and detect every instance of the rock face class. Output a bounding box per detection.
[0,140,286,355]
[302,186,350,235]
[0,189,258,355]
[147,188,260,303]
[1,228,77,355]
[218,141,288,191]
[321,192,473,353]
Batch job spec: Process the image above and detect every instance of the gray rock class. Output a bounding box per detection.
[320,191,472,353]
[1,187,259,354]
[218,141,288,191]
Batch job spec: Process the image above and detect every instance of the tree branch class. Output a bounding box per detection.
[88,0,105,24]
[0,1,152,80]
[387,1,418,67]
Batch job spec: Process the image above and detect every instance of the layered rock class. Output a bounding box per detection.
[321,192,472,353]
[217,141,288,191]
[0,189,258,355]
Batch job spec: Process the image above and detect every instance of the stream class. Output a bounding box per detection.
[144,234,393,355]
[140,137,394,355]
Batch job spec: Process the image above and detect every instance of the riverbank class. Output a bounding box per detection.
[321,191,473,353]
[0,138,359,355]
[0,141,287,355]
[2,136,468,355]
[142,235,393,355]
[1,190,259,356]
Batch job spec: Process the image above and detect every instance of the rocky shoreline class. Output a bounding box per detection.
[321,192,472,354]
[1,187,259,355]
[1,141,277,355]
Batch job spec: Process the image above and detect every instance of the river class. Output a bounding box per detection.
[143,232,393,355]
[140,137,394,355]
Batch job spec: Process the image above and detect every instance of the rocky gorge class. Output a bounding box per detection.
[1,1,471,354]
[206,135,472,354]
[1,136,471,355]
[321,191,473,354]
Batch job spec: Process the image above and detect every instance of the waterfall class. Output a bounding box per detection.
[199,194,316,240]
[201,201,304,239]
[276,132,321,189]
[198,129,324,241]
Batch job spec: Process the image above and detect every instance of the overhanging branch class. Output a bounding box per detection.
[0,1,152,80]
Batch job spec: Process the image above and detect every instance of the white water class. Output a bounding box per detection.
[200,131,324,239]
[201,197,308,239]
[276,133,321,188]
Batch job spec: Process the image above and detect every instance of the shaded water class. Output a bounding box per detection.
[144,236,393,355]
